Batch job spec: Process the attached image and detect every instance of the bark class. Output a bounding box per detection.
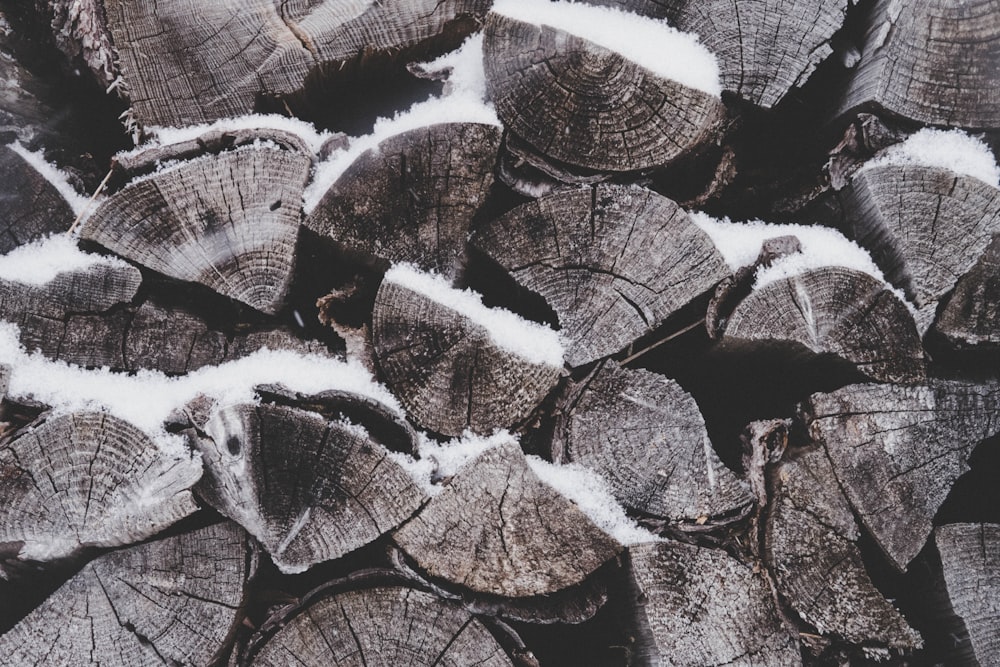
[471,184,729,367]
[934,234,1000,351]
[0,145,75,251]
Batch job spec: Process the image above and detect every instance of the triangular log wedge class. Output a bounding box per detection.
[0,521,250,666]
[764,444,922,650]
[935,523,1000,664]
[482,10,724,172]
[721,267,926,384]
[81,143,310,315]
[837,0,1000,129]
[192,402,425,574]
[0,411,201,563]
[804,382,1000,571]
[553,361,752,526]
[934,234,1000,351]
[394,441,621,598]
[305,123,501,280]
[0,146,75,251]
[247,585,514,666]
[371,267,563,437]
[625,540,802,666]
[840,165,1000,332]
[471,185,730,367]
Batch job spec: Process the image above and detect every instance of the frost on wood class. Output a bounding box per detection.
[860,128,1000,187]
[0,146,76,251]
[0,521,248,666]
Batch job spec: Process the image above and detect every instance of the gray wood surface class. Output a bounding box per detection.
[0,146,76,251]
[934,234,1000,350]
[936,523,1000,666]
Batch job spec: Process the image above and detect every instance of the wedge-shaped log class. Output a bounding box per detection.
[193,402,425,574]
[82,144,310,315]
[934,234,1000,350]
[305,123,500,280]
[0,521,249,666]
[804,382,1000,570]
[838,0,1000,129]
[722,267,925,383]
[0,146,74,251]
[553,361,751,525]
[840,165,1000,332]
[248,585,513,666]
[626,540,802,665]
[483,11,724,172]
[765,444,921,650]
[394,441,621,598]
[935,523,1000,665]
[0,411,201,563]
[472,185,729,367]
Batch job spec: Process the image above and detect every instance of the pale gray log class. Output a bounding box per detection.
[0,411,201,563]
[934,234,1000,350]
[626,540,802,666]
[483,12,724,172]
[935,523,1000,665]
[553,361,752,525]
[394,441,621,598]
[804,381,1000,571]
[0,146,76,251]
[722,267,926,384]
[0,521,249,666]
[471,184,729,367]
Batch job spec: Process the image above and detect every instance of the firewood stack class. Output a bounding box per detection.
[0,0,998,665]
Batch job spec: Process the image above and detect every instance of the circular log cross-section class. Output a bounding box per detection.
[0,411,201,562]
[472,184,730,367]
[483,12,724,172]
[553,361,752,525]
[0,146,75,251]
[722,267,926,384]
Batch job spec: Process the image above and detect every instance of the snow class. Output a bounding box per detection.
[138,113,334,156]
[861,128,1000,187]
[389,430,517,496]
[383,264,564,367]
[0,234,130,286]
[491,0,721,96]
[8,142,91,216]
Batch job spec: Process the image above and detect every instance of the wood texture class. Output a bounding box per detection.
[394,441,621,598]
[483,12,724,172]
[626,540,802,666]
[0,521,249,666]
[934,234,1000,350]
[804,382,1000,570]
[0,146,75,251]
[471,185,729,367]
[722,267,926,384]
[553,361,752,525]
[82,144,310,315]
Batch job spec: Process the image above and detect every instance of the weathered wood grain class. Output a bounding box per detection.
[934,234,1000,350]
[0,146,75,251]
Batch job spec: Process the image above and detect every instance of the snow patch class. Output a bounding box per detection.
[389,430,515,496]
[139,113,334,155]
[9,142,91,216]
[491,0,721,96]
[861,128,1000,187]
[0,234,130,286]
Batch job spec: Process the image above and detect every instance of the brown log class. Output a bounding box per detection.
[0,146,76,251]
[933,234,1000,351]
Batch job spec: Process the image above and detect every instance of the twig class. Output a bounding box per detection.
[618,318,704,366]
[67,167,114,236]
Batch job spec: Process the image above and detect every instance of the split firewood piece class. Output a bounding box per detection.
[0,521,250,666]
[394,441,621,598]
[933,234,1000,351]
[764,444,922,650]
[840,164,1000,333]
[471,185,729,367]
[192,402,425,573]
[804,381,1000,571]
[0,411,201,563]
[81,142,310,315]
[305,123,501,280]
[0,146,76,251]
[483,3,724,172]
[626,540,802,665]
[552,361,752,526]
[372,266,563,437]
[838,0,1000,129]
[935,523,1000,664]
[721,266,925,383]
[247,585,514,666]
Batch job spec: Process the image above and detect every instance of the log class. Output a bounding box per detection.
[803,381,1000,571]
[304,122,501,280]
[935,523,1000,665]
[246,585,514,666]
[191,401,426,573]
[837,0,1000,129]
[482,8,724,173]
[81,141,310,315]
[721,266,926,384]
[552,360,752,526]
[933,234,1000,351]
[471,184,730,367]
[625,540,802,666]
[0,411,201,564]
[393,441,622,598]
[371,268,563,437]
[0,146,76,251]
[0,521,250,666]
